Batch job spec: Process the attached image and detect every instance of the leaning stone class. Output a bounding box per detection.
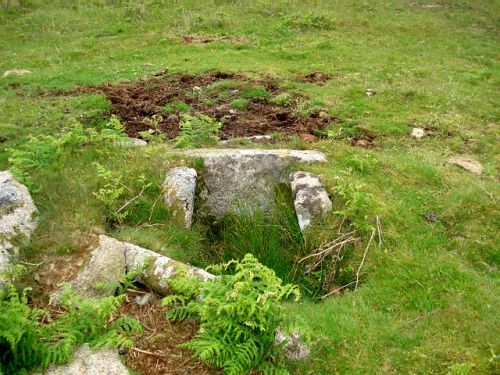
[67,235,126,299]
[163,167,197,228]
[410,127,425,139]
[290,171,332,231]
[113,137,147,147]
[124,242,214,296]
[0,171,38,274]
[2,69,31,77]
[448,156,484,175]
[40,344,129,375]
[275,329,310,361]
[185,149,326,219]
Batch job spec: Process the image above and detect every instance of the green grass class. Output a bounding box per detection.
[1,1,499,374]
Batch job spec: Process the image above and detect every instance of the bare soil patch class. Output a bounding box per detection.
[71,71,335,140]
[120,289,218,375]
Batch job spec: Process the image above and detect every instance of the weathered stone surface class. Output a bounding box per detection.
[448,156,484,175]
[185,149,326,218]
[113,137,147,147]
[125,242,214,295]
[290,171,332,231]
[275,329,310,361]
[58,235,213,299]
[163,167,197,228]
[0,171,38,273]
[68,235,126,299]
[41,344,129,375]
[3,69,31,77]
[410,127,426,139]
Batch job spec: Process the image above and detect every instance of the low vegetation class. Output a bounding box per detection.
[0,1,498,374]
[0,266,141,375]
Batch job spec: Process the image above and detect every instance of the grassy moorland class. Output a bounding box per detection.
[0,1,499,374]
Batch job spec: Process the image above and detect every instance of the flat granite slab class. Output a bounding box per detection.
[184,149,326,219]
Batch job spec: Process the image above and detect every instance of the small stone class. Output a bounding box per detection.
[275,329,310,361]
[41,344,129,375]
[134,293,156,306]
[318,111,329,119]
[356,139,369,147]
[448,156,484,175]
[410,127,425,139]
[192,86,202,91]
[113,137,147,147]
[290,171,332,231]
[3,69,31,77]
[366,88,376,96]
[425,211,439,223]
[163,167,197,228]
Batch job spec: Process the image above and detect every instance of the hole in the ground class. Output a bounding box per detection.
[191,186,357,298]
[69,71,339,140]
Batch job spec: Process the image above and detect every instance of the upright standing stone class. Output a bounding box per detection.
[290,171,332,231]
[0,171,38,273]
[163,167,197,228]
[185,149,326,219]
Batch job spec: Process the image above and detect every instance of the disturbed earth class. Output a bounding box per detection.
[71,71,336,140]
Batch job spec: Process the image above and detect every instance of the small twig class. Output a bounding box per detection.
[321,280,357,299]
[116,187,145,214]
[355,229,375,290]
[131,347,167,360]
[148,192,163,221]
[376,215,383,247]
[19,261,45,267]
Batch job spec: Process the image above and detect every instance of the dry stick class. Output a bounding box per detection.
[298,232,356,263]
[19,260,45,267]
[355,229,375,291]
[376,215,383,247]
[148,192,163,221]
[116,187,146,214]
[132,347,167,360]
[321,280,357,299]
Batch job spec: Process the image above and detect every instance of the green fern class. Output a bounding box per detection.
[162,254,301,374]
[0,267,142,374]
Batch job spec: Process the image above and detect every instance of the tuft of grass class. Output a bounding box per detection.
[163,100,192,114]
[229,98,249,110]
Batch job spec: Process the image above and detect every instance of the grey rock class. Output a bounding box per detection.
[275,329,310,361]
[0,171,38,273]
[410,127,426,139]
[125,242,214,296]
[68,235,126,299]
[448,156,484,175]
[3,69,31,77]
[134,292,156,306]
[57,235,213,299]
[113,137,147,147]
[185,149,326,218]
[163,167,197,228]
[41,344,129,375]
[290,171,332,231]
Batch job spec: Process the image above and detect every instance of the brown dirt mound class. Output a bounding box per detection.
[71,71,335,140]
